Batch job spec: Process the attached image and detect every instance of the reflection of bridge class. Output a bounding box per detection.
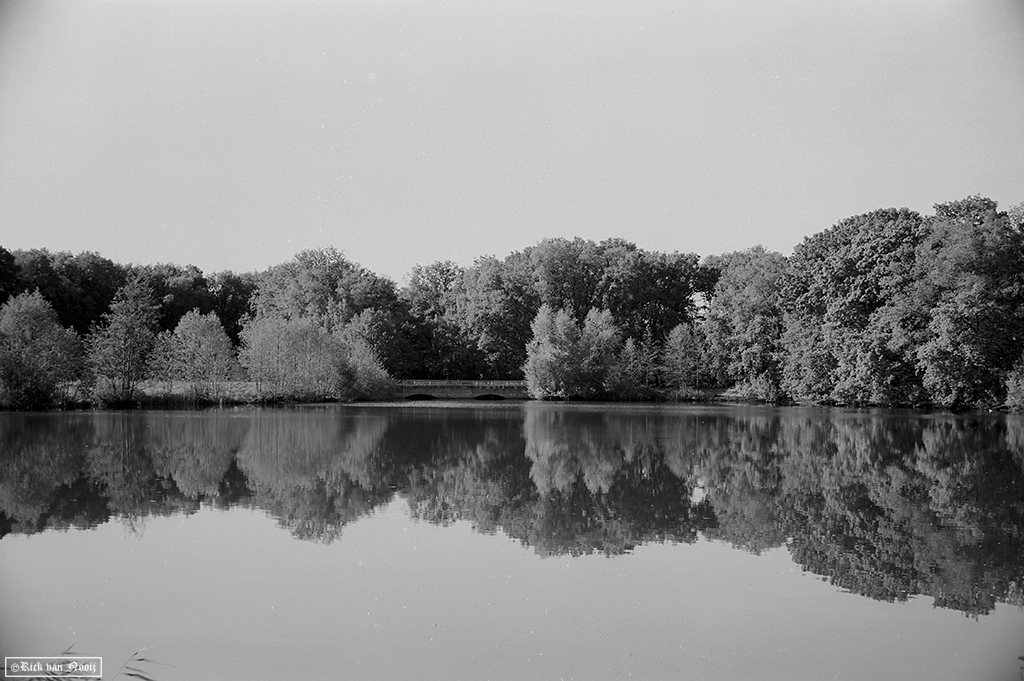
[397,380,529,400]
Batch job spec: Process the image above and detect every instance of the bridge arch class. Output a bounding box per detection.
[396,380,529,400]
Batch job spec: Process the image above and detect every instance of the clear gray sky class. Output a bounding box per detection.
[1,0,1022,283]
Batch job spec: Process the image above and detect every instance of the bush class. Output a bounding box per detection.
[1005,356,1024,411]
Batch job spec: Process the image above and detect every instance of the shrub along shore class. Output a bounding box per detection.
[2,195,1024,412]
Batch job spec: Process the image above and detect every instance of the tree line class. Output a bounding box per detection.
[2,194,1023,409]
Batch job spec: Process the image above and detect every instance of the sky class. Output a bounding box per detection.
[0,0,1022,284]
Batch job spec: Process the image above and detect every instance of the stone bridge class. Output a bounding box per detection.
[396,379,529,400]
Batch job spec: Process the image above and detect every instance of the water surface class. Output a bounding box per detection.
[1,403,1022,680]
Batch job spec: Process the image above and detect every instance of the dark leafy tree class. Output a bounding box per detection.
[911,197,1024,408]
[6,249,127,334]
[526,237,607,318]
[599,247,702,343]
[12,248,75,319]
[457,253,540,378]
[208,270,258,346]
[57,251,129,335]
[137,263,215,332]
[702,247,788,400]
[781,207,929,405]
[0,246,19,306]
[401,261,487,379]
[402,260,464,321]
[337,307,417,378]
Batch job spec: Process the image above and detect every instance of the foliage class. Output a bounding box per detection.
[148,309,237,402]
[523,305,621,399]
[401,261,487,378]
[334,336,397,400]
[402,260,464,321]
[0,291,83,409]
[780,207,930,405]
[910,197,1024,408]
[0,246,17,306]
[9,248,128,334]
[607,334,662,400]
[337,307,417,378]
[1007,201,1024,233]
[1005,355,1024,411]
[598,245,703,343]
[238,312,394,401]
[702,246,788,400]
[5,192,1024,408]
[456,253,540,378]
[238,314,336,400]
[138,262,215,332]
[449,238,707,381]
[253,246,398,326]
[248,247,418,380]
[660,322,706,393]
[86,275,159,405]
[208,270,258,346]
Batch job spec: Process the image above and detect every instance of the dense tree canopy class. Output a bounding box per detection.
[911,197,1024,408]
[702,246,789,401]
[3,192,1024,409]
[781,207,930,405]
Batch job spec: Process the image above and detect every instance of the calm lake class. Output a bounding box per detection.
[1,403,1023,681]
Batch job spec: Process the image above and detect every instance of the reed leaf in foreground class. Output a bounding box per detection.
[25,646,173,681]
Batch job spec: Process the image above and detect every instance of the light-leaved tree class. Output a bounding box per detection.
[87,274,159,404]
[0,291,83,409]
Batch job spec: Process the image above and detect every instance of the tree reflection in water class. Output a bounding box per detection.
[1,404,1022,616]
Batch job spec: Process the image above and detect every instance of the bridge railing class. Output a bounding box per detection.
[397,379,527,389]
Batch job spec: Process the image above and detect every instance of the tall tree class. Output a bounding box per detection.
[526,237,606,317]
[0,246,19,306]
[702,247,788,401]
[781,207,929,405]
[599,248,702,343]
[238,313,290,398]
[660,322,705,393]
[87,274,160,404]
[138,263,215,332]
[253,247,399,327]
[208,270,258,346]
[457,253,540,378]
[337,307,417,378]
[401,261,486,379]
[911,197,1024,408]
[402,260,464,321]
[57,251,129,335]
